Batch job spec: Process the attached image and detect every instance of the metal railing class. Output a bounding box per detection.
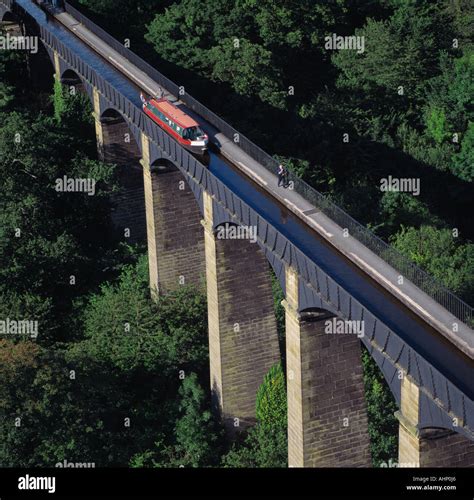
[59,1,473,325]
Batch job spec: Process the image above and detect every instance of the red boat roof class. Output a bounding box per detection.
[150,99,198,129]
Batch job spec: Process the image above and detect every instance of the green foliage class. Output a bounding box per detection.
[0,71,124,343]
[71,257,208,373]
[222,423,287,468]
[452,122,474,182]
[445,0,474,51]
[144,0,346,109]
[0,336,181,467]
[0,255,210,467]
[376,191,443,237]
[222,363,287,468]
[333,3,452,102]
[54,83,95,131]
[209,38,286,109]
[171,373,221,467]
[77,0,171,35]
[425,107,449,145]
[0,26,28,109]
[424,53,474,136]
[255,363,286,428]
[242,0,343,50]
[0,291,55,342]
[53,78,66,122]
[129,373,222,468]
[145,0,287,108]
[145,0,248,73]
[391,226,474,303]
[0,81,14,110]
[361,347,398,466]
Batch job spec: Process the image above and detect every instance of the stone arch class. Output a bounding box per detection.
[284,266,372,466]
[150,157,179,175]
[298,306,334,322]
[202,196,282,433]
[157,156,205,217]
[1,10,17,23]
[60,68,85,95]
[99,107,141,165]
[143,146,206,294]
[96,107,146,245]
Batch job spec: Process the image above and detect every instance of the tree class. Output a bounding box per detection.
[333,2,453,104]
[0,99,119,343]
[130,373,222,468]
[209,38,286,108]
[0,335,181,467]
[0,81,14,110]
[222,362,287,468]
[0,259,209,467]
[255,363,286,428]
[361,347,398,467]
[391,225,474,304]
[375,191,443,237]
[172,373,220,467]
[241,0,343,51]
[0,26,28,109]
[425,106,449,145]
[53,79,66,122]
[452,122,474,182]
[71,255,208,373]
[0,291,55,344]
[423,53,473,138]
[222,423,287,468]
[77,0,171,36]
[145,0,249,74]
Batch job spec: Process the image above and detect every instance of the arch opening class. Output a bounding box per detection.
[99,107,141,166]
[96,108,146,244]
[150,158,179,174]
[100,107,126,125]
[60,68,85,94]
[1,10,19,24]
[299,307,334,323]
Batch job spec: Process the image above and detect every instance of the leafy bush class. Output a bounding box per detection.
[256,362,287,428]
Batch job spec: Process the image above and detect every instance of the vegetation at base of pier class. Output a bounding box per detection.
[222,362,287,468]
[361,348,398,467]
[0,0,472,468]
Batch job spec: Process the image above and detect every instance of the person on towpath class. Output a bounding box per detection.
[277,164,286,187]
[283,165,289,187]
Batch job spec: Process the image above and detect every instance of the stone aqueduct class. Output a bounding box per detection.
[2,0,474,467]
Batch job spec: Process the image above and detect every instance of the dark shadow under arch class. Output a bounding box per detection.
[299,307,335,322]
[150,158,179,175]
[99,107,141,166]
[60,68,85,93]
[1,10,18,23]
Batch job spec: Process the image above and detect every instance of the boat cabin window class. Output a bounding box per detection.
[183,126,204,140]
